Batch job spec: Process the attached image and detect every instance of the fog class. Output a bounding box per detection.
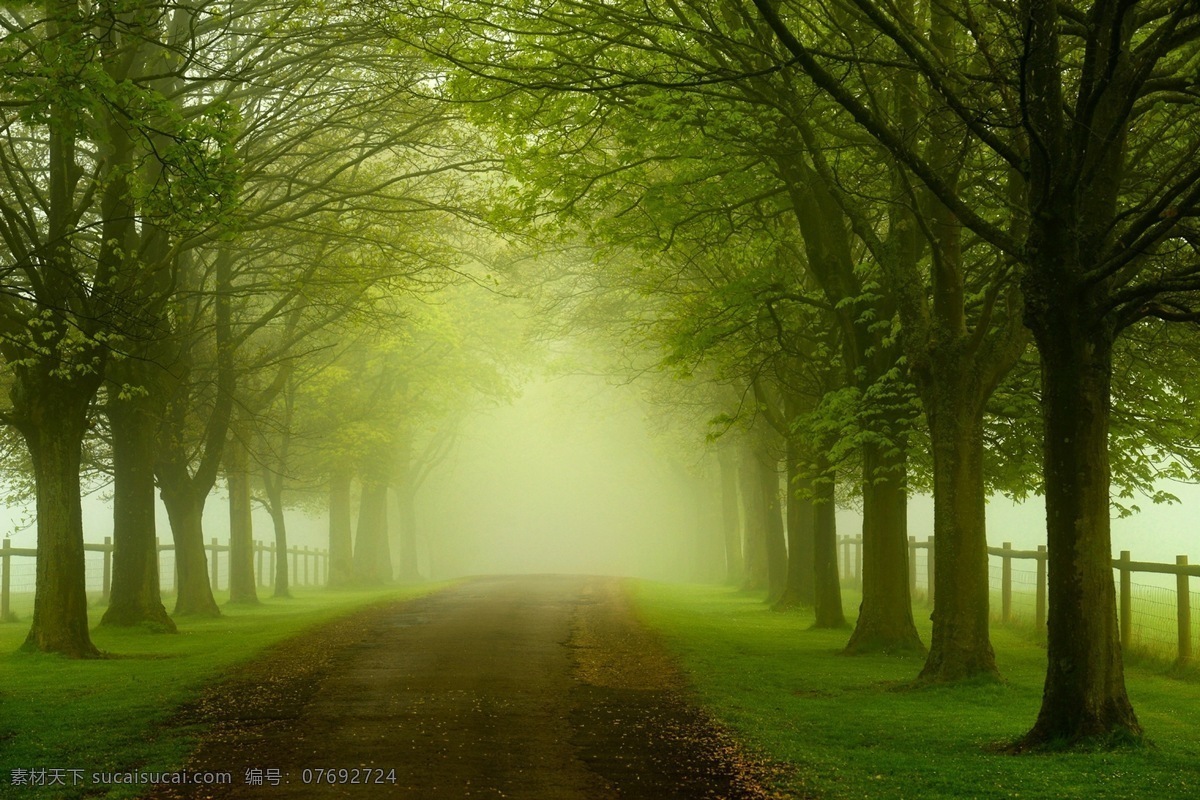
[416,373,704,581]
[1,369,1196,588]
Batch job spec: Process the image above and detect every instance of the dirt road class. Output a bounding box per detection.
[148,576,778,799]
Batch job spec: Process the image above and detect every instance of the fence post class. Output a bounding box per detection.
[291,548,299,587]
[304,546,311,586]
[1119,550,1131,646]
[1035,545,1047,634]
[926,536,935,607]
[2,539,10,622]
[841,537,850,580]
[102,536,112,602]
[1001,542,1012,624]
[269,543,276,586]
[210,537,219,593]
[254,541,262,587]
[1178,555,1191,665]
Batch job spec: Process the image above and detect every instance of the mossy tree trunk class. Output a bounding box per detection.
[1018,311,1136,743]
[16,374,103,657]
[844,442,923,655]
[102,377,174,630]
[158,466,220,617]
[916,376,997,682]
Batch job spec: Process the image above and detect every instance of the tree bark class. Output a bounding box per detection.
[263,473,291,598]
[101,382,175,630]
[158,466,220,617]
[844,442,924,654]
[151,248,236,618]
[1017,305,1139,745]
[225,427,258,604]
[774,448,816,611]
[17,378,102,657]
[13,1,108,657]
[918,388,997,682]
[1011,0,1140,743]
[812,469,845,628]
[327,468,354,586]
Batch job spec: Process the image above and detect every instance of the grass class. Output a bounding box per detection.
[0,583,449,799]
[632,582,1200,800]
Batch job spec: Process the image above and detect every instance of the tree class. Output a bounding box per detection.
[748,0,1200,743]
[0,1,239,652]
[412,0,931,651]
[134,0,483,614]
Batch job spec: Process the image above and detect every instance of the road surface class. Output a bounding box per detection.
[148,576,779,799]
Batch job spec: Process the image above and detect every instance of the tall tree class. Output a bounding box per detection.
[0,1,236,652]
[749,0,1200,742]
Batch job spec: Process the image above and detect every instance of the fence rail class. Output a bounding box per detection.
[0,538,328,622]
[838,535,1198,665]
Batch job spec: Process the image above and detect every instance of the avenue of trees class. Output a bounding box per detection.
[400,0,1200,749]
[2,0,1199,754]
[0,0,514,655]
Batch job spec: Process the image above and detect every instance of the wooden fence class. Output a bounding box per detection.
[838,535,1200,665]
[0,538,328,622]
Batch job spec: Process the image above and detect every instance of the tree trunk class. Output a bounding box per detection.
[739,444,768,592]
[11,5,107,657]
[812,470,845,628]
[844,442,924,654]
[918,390,997,682]
[1017,311,1139,746]
[101,385,174,630]
[396,485,422,582]
[158,470,219,617]
[759,450,788,605]
[774,449,816,611]
[353,479,392,584]
[716,443,744,584]
[327,468,354,586]
[18,380,102,657]
[264,480,290,598]
[225,430,258,604]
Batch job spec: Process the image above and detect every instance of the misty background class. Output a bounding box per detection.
[2,365,1197,589]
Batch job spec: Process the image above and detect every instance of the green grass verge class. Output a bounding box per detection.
[633,582,1200,800]
[0,583,449,799]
